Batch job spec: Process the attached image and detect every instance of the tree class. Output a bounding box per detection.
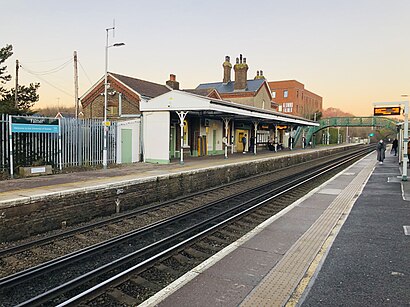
[0,44,40,115]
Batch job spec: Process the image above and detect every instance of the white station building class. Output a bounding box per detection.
[140,90,319,164]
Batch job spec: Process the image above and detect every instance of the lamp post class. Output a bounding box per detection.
[103,27,125,169]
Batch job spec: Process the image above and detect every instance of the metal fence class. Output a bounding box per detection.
[0,114,117,175]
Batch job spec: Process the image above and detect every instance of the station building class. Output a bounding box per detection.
[140,90,318,164]
[79,56,319,165]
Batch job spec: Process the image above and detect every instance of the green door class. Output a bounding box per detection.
[212,129,217,154]
[121,129,133,163]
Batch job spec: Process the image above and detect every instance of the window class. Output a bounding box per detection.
[107,106,118,116]
[284,90,288,98]
[283,102,293,113]
[272,91,276,98]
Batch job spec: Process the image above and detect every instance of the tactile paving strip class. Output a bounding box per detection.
[240,160,375,307]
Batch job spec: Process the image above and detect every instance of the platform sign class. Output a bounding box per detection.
[373,106,401,116]
[11,116,60,133]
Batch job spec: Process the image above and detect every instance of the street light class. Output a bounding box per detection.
[103,27,125,169]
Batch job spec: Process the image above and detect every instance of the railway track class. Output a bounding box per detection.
[0,146,368,278]
[0,146,373,306]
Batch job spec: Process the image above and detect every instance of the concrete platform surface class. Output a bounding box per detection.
[139,150,409,306]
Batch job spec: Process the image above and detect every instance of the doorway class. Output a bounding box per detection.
[121,129,133,163]
[236,129,248,153]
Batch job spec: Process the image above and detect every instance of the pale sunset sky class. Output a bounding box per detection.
[2,0,410,116]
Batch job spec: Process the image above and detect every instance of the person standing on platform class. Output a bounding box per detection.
[392,138,398,156]
[242,134,247,154]
[376,139,386,164]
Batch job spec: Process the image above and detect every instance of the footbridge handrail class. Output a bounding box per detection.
[305,116,399,143]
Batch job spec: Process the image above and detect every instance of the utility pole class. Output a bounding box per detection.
[15,59,19,108]
[74,51,79,118]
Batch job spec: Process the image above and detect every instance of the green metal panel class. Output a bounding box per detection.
[169,126,176,158]
[121,129,133,163]
[212,130,217,154]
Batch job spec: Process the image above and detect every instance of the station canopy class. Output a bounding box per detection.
[140,90,319,127]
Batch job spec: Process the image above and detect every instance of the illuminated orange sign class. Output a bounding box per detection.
[374,106,401,116]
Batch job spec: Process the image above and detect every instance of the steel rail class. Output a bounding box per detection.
[1,147,372,288]
[0,146,358,257]
[15,148,371,307]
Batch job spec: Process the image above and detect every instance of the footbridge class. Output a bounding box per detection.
[302,116,399,144]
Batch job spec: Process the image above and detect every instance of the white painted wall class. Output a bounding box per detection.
[206,119,223,152]
[143,111,170,163]
[116,119,141,163]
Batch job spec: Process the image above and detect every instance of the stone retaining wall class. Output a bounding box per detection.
[0,146,354,242]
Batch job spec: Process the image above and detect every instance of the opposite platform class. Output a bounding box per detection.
[0,145,346,205]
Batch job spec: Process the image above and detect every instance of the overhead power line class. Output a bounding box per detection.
[21,65,74,98]
[77,59,94,86]
[21,58,73,76]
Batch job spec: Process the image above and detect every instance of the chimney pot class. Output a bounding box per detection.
[166,74,179,90]
[240,54,243,63]
[243,57,246,64]
[236,57,239,64]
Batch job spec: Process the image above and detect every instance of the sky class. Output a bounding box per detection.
[2,0,410,116]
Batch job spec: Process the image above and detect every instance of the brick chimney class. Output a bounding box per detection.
[254,70,265,80]
[222,55,232,84]
[234,54,248,91]
[166,74,179,90]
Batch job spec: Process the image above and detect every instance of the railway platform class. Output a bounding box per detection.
[0,146,335,203]
[1,144,409,306]
[138,149,410,306]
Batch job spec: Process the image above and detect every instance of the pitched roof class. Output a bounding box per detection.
[110,72,170,98]
[183,88,215,96]
[196,79,265,94]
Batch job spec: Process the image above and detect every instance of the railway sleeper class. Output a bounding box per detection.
[184,247,210,259]
[195,240,224,252]
[171,253,193,265]
[207,234,228,244]
[154,263,180,278]
[74,233,89,241]
[130,276,163,292]
[107,287,139,306]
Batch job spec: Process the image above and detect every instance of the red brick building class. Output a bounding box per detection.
[80,72,171,119]
[268,80,322,119]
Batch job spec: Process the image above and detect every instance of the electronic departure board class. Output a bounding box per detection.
[373,106,401,116]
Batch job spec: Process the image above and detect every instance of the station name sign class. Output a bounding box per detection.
[11,116,60,133]
[373,106,401,116]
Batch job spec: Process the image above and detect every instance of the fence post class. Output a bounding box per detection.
[8,115,14,178]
